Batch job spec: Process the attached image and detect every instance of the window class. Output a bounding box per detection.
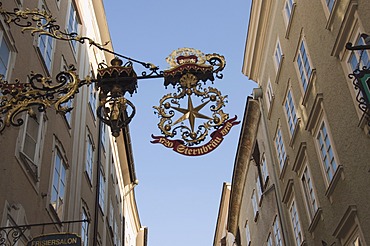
[296,40,313,93]
[98,169,105,212]
[85,133,94,182]
[301,165,318,219]
[290,200,303,246]
[266,79,274,113]
[18,110,47,179]
[114,219,118,245]
[110,156,116,182]
[316,119,338,183]
[63,99,73,126]
[251,190,259,219]
[326,0,335,13]
[256,179,262,203]
[67,2,80,53]
[275,127,287,171]
[267,234,273,246]
[284,0,294,22]
[101,124,106,150]
[109,201,114,227]
[246,222,251,245]
[81,209,89,246]
[37,14,54,72]
[261,153,269,185]
[274,40,283,70]
[51,148,67,219]
[348,34,370,72]
[273,216,283,246]
[284,89,298,136]
[0,32,11,79]
[88,83,97,115]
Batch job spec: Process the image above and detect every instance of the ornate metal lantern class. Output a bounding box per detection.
[96,58,137,137]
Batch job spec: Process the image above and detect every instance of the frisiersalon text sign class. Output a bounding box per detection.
[27,233,81,246]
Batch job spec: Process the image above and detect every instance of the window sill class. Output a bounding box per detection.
[289,118,301,148]
[274,56,284,84]
[292,142,307,173]
[308,208,323,233]
[254,211,259,222]
[279,157,289,180]
[19,151,38,183]
[325,165,344,199]
[48,204,63,227]
[301,69,316,107]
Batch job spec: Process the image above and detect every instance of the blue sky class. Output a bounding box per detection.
[103,1,254,245]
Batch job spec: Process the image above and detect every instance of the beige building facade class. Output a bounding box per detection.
[0,0,146,245]
[215,0,370,245]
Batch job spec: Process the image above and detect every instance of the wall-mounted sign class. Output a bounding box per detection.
[27,233,81,246]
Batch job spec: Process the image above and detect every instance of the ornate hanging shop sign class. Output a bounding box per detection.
[151,48,240,156]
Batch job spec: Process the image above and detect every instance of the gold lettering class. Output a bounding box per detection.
[177,144,185,153]
[159,137,173,148]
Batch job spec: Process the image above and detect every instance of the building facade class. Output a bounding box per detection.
[215,0,370,245]
[0,0,146,245]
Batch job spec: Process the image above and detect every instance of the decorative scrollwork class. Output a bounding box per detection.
[97,97,136,137]
[0,2,164,80]
[0,68,93,133]
[0,225,29,246]
[348,67,370,125]
[154,71,229,146]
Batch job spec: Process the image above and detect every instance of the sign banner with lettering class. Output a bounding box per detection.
[151,116,240,156]
[27,233,81,246]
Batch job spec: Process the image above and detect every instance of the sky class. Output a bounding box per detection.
[103,1,254,245]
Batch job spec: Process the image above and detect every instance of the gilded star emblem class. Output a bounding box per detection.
[171,95,212,131]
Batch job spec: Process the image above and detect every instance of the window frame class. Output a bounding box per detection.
[0,20,16,81]
[66,1,81,55]
[283,0,296,37]
[260,153,269,187]
[245,221,251,246]
[295,39,314,95]
[251,189,259,221]
[265,79,275,118]
[17,110,47,182]
[284,88,299,139]
[300,164,319,220]
[272,216,283,246]
[98,168,106,213]
[315,117,339,185]
[289,199,303,246]
[274,126,287,173]
[35,2,55,74]
[81,208,89,246]
[50,143,68,221]
[85,131,94,184]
